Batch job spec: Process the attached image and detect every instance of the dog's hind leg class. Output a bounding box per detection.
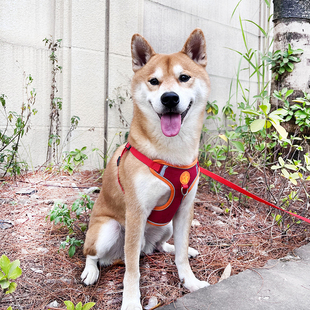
[155,222,199,258]
[82,217,124,285]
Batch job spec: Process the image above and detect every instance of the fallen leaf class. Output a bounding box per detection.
[219,263,232,282]
[144,297,159,310]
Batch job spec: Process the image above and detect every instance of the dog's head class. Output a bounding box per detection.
[131,29,210,138]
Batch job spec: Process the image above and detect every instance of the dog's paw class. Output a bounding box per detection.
[81,264,99,286]
[185,278,210,292]
[188,246,199,258]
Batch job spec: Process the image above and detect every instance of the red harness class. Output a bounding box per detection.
[117,143,310,226]
[117,143,199,226]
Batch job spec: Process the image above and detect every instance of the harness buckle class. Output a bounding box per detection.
[117,156,121,166]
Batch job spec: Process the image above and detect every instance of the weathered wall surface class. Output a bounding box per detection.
[0,0,263,170]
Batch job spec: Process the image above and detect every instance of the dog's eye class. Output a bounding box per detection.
[179,74,191,82]
[149,78,159,86]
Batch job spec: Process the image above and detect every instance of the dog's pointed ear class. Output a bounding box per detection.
[131,34,156,72]
[181,28,207,67]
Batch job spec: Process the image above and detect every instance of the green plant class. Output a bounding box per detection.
[199,0,310,232]
[44,37,63,163]
[241,97,288,139]
[47,194,94,257]
[0,75,37,177]
[60,236,84,258]
[63,301,95,310]
[262,44,303,81]
[0,255,22,304]
[107,86,131,128]
[286,92,310,132]
[48,201,75,232]
[62,147,88,175]
[72,193,95,218]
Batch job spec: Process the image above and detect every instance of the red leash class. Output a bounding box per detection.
[200,167,310,224]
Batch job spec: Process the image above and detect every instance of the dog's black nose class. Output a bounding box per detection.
[161,92,179,108]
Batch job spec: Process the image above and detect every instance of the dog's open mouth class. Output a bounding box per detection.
[158,101,193,137]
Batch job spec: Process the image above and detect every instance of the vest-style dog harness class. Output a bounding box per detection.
[117,143,199,226]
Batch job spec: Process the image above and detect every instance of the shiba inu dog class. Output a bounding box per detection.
[81,28,211,309]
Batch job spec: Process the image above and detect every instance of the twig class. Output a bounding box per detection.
[232,223,277,239]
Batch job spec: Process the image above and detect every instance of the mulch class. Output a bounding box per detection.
[0,166,309,310]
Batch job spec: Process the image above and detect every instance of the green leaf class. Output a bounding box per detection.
[291,48,304,55]
[272,123,288,139]
[250,119,265,132]
[290,178,298,185]
[264,120,272,129]
[270,108,288,116]
[285,89,294,99]
[82,302,96,310]
[64,301,75,310]
[219,134,228,142]
[290,173,300,180]
[259,103,270,114]
[286,62,294,71]
[68,245,76,258]
[8,264,22,280]
[241,109,261,116]
[244,19,267,37]
[284,164,298,171]
[0,255,11,276]
[230,141,245,152]
[281,168,290,178]
[278,67,285,74]
[278,157,285,167]
[0,279,10,290]
[6,281,17,294]
[76,302,83,310]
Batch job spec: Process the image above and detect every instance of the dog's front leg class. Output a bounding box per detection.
[173,190,210,292]
[121,206,146,310]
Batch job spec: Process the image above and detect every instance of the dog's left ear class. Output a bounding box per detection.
[181,28,207,67]
[131,34,156,72]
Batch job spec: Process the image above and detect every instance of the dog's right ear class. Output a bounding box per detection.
[131,34,155,72]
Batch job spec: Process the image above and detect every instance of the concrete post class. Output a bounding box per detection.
[271,0,310,108]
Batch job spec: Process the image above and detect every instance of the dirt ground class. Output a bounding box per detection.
[0,167,310,310]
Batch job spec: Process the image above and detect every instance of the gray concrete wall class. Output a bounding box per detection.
[0,0,265,170]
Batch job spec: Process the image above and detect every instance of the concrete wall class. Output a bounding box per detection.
[0,0,265,170]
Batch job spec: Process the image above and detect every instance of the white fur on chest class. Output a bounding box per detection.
[134,170,171,215]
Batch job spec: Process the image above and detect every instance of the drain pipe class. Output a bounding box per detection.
[103,0,110,168]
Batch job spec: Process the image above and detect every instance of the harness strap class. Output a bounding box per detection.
[200,167,310,225]
[117,143,162,192]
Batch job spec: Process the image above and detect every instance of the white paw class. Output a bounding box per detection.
[121,303,142,310]
[81,264,99,286]
[159,242,175,254]
[185,278,210,292]
[188,246,199,258]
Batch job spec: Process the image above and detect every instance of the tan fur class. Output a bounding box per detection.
[82,28,211,310]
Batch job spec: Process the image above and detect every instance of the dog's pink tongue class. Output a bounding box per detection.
[160,113,181,137]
